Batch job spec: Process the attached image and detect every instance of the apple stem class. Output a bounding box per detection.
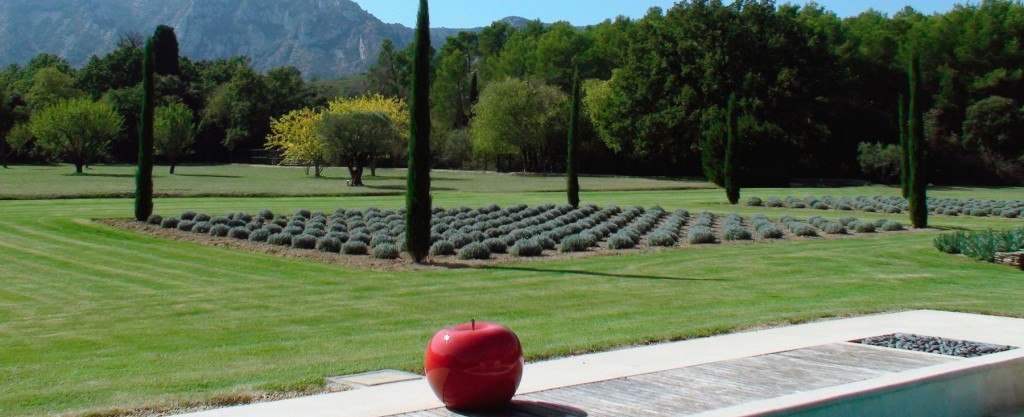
[472,319,476,330]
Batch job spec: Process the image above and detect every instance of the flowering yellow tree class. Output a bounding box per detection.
[266,94,409,178]
[266,107,325,176]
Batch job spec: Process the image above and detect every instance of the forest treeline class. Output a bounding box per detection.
[3,0,1023,185]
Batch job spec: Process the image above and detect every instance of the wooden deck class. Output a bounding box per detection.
[394,343,958,417]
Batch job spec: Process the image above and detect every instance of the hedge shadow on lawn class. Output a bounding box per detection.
[487,265,726,283]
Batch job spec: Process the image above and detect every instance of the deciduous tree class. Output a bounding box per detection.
[29,98,123,173]
[154,102,196,174]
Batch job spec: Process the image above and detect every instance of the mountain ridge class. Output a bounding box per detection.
[0,0,529,78]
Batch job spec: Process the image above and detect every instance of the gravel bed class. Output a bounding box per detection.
[858,333,1015,358]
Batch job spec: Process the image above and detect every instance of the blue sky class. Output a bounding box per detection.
[360,1,968,28]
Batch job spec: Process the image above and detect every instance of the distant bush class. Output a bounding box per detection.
[687,226,716,244]
[483,238,508,254]
[193,213,212,222]
[559,234,593,253]
[459,242,491,260]
[722,225,752,241]
[227,226,250,240]
[788,222,817,237]
[349,232,372,245]
[371,243,400,259]
[268,233,293,246]
[510,239,544,257]
[180,210,198,221]
[205,223,228,236]
[258,209,274,220]
[756,224,785,239]
[821,222,847,235]
[429,240,456,256]
[146,214,163,225]
[370,234,396,248]
[249,229,271,242]
[880,220,905,231]
[746,196,763,207]
[342,241,369,255]
[192,222,213,234]
[645,231,678,247]
[607,233,636,249]
[295,209,312,219]
[176,220,195,232]
[849,221,876,233]
[536,236,557,250]
[160,217,180,229]
[291,234,317,249]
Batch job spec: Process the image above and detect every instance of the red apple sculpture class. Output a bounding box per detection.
[425,320,524,410]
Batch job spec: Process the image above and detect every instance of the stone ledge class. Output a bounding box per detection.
[995,251,1024,270]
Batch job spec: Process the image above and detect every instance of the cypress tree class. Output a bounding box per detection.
[134,37,155,221]
[898,93,909,198]
[567,66,581,208]
[152,25,180,77]
[724,92,740,205]
[406,0,432,262]
[907,51,928,228]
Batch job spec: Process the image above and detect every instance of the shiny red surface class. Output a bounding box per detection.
[424,321,524,410]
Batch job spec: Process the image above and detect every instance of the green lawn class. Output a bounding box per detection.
[1,168,1022,417]
[0,164,708,199]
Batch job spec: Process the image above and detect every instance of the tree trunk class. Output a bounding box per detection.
[75,163,84,174]
[370,158,377,177]
[314,161,321,178]
[170,165,176,174]
[348,165,365,186]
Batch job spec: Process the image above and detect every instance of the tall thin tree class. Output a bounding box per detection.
[406,0,432,262]
[898,93,909,198]
[152,25,180,77]
[134,37,155,221]
[724,92,740,205]
[907,51,927,228]
[567,66,582,208]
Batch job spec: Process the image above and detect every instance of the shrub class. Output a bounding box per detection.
[880,220,905,231]
[607,233,636,249]
[192,221,213,234]
[349,232,372,245]
[227,226,249,240]
[746,196,763,207]
[536,236,557,250]
[838,216,858,226]
[645,231,677,247]
[687,226,716,244]
[249,229,271,242]
[209,216,229,225]
[510,239,544,257]
[483,238,508,254]
[180,210,198,221]
[300,228,325,238]
[160,217,180,229]
[429,240,456,256]
[295,209,312,219]
[812,202,830,210]
[258,209,274,220]
[227,219,246,228]
[559,235,593,252]
[371,243,400,259]
[821,222,847,235]
[756,224,784,239]
[722,225,752,241]
[789,222,817,237]
[342,241,369,255]
[459,242,491,260]
[146,214,163,225]
[264,224,283,234]
[175,220,195,232]
[193,213,212,222]
[849,221,876,233]
[290,234,317,249]
[370,234,396,248]
[933,232,963,254]
[208,223,231,236]
[268,233,293,246]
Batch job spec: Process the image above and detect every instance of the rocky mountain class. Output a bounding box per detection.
[0,0,484,78]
